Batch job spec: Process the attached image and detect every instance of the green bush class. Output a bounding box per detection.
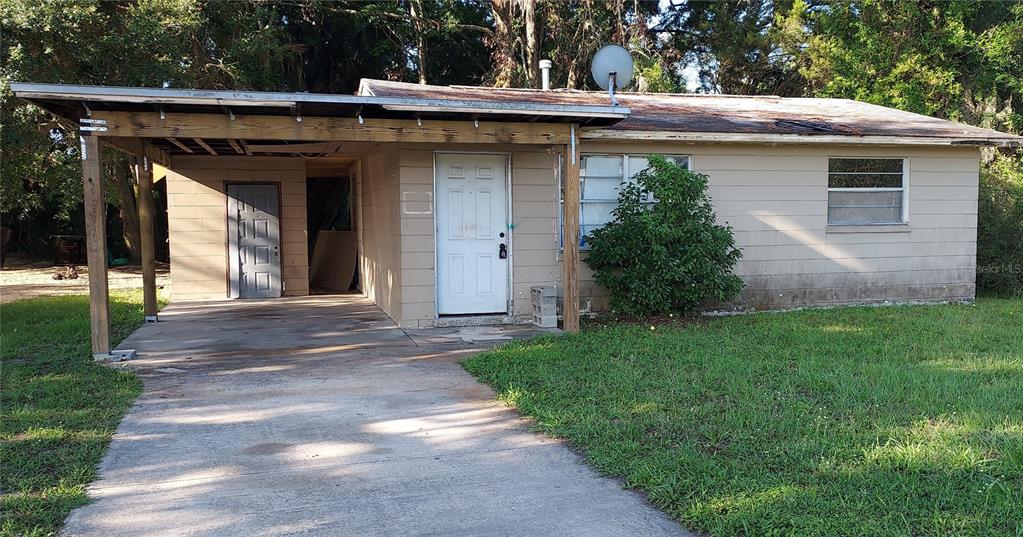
[583,155,743,315]
[977,153,1023,296]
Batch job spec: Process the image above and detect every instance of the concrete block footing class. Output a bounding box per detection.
[94,349,137,362]
[531,286,558,327]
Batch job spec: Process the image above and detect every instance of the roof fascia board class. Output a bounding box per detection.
[14,91,296,108]
[11,83,309,107]
[10,82,628,118]
[580,129,1021,147]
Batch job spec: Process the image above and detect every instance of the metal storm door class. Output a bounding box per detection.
[435,154,509,314]
[228,184,282,299]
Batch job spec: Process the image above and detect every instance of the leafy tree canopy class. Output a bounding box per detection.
[1,0,1020,268]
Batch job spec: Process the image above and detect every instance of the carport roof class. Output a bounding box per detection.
[10,80,630,126]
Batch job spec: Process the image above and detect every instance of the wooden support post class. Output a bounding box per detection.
[562,125,581,333]
[136,146,158,322]
[81,133,111,357]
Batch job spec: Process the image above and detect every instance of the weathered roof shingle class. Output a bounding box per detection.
[359,79,1022,145]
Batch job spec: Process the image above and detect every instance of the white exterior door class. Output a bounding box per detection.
[227,184,282,299]
[435,153,509,314]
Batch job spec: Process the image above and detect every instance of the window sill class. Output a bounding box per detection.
[826,223,911,234]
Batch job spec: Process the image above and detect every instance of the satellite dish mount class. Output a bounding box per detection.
[607,72,620,106]
[590,45,634,107]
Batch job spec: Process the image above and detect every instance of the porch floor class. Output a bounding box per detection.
[62,295,688,536]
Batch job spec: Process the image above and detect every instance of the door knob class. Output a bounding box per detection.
[499,243,507,259]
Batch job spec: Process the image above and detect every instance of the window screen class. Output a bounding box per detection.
[562,154,690,248]
[827,158,905,225]
[580,155,623,239]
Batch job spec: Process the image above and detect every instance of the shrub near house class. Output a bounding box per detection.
[584,155,743,315]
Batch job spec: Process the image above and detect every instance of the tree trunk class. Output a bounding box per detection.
[113,158,141,263]
[522,0,540,87]
[490,0,516,87]
[409,0,428,84]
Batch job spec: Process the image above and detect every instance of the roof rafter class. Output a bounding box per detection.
[165,138,194,153]
[193,138,217,155]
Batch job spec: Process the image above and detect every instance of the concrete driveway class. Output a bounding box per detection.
[63,295,689,537]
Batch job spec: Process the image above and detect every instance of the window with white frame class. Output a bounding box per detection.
[561,154,690,248]
[827,157,907,225]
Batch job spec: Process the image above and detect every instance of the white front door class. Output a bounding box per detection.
[435,153,509,314]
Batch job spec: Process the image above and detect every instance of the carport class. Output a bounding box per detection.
[11,82,631,359]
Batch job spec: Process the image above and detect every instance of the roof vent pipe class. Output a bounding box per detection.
[539,59,552,90]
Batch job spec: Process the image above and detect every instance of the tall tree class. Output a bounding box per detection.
[656,0,805,95]
[1,0,492,256]
[109,155,141,263]
[489,0,675,91]
[409,0,430,84]
[1,0,199,256]
[781,0,1023,133]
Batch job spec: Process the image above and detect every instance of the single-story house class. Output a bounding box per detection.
[12,79,1022,358]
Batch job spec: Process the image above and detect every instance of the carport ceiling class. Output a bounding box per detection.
[152,138,351,157]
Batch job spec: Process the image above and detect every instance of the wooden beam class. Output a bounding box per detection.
[227,138,244,154]
[193,137,217,155]
[239,139,253,156]
[92,111,573,145]
[136,146,159,321]
[81,134,111,357]
[166,137,194,153]
[562,125,581,333]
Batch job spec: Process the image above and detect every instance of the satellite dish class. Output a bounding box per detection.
[591,44,634,92]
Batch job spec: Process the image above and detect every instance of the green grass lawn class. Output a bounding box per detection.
[464,299,1023,536]
[1,291,156,537]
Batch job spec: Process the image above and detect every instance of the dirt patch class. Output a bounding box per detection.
[0,257,170,303]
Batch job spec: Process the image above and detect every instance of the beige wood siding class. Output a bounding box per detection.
[388,141,973,323]
[577,143,979,309]
[166,143,979,316]
[392,145,560,327]
[390,142,978,324]
[357,147,403,322]
[509,150,562,315]
[397,150,435,323]
[165,156,308,301]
